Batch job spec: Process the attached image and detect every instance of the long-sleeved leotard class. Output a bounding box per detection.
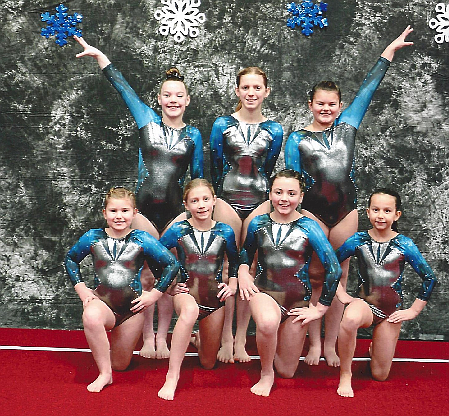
[240,214,341,320]
[160,220,239,319]
[103,65,204,233]
[336,231,437,323]
[65,228,179,326]
[210,116,283,219]
[285,57,390,228]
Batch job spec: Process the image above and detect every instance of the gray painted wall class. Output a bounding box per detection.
[0,0,447,339]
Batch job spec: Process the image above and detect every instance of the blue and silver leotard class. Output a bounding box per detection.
[285,57,390,228]
[160,220,239,320]
[65,229,179,326]
[103,65,204,233]
[210,116,283,219]
[336,231,437,323]
[240,214,341,319]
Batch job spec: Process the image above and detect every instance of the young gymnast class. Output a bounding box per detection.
[74,36,203,359]
[238,169,342,397]
[335,188,437,398]
[157,178,239,400]
[284,26,414,366]
[64,187,179,392]
[210,66,284,363]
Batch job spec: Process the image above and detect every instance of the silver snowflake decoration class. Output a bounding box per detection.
[154,0,206,43]
[286,1,327,36]
[429,3,449,43]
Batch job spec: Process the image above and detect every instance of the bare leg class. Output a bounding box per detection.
[82,299,116,392]
[158,293,198,401]
[248,293,281,397]
[274,316,309,378]
[197,307,225,369]
[213,198,242,363]
[154,292,174,359]
[337,299,372,397]
[370,320,402,381]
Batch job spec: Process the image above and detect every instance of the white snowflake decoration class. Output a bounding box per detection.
[154,0,206,43]
[429,3,449,43]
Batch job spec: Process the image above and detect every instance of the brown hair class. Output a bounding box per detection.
[269,169,306,192]
[183,178,215,202]
[161,67,189,95]
[308,80,341,103]
[235,66,268,112]
[104,187,136,209]
[368,188,402,232]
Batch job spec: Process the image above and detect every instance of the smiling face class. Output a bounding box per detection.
[269,177,304,222]
[103,197,137,237]
[158,80,190,123]
[184,185,216,223]
[308,89,343,129]
[367,193,401,234]
[235,73,270,112]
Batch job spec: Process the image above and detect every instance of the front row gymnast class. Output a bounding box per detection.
[64,174,436,399]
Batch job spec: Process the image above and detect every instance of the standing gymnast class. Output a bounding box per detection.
[284,26,414,366]
[157,178,239,400]
[74,36,203,359]
[210,66,284,363]
[335,188,437,397]
[238,169,342,397]
[64,187,179,392]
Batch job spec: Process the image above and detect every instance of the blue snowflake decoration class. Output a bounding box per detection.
[286,1,328,36]
[41,4,82,47]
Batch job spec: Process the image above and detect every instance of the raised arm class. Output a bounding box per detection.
[74,36,111,69]
[381,26,414,62]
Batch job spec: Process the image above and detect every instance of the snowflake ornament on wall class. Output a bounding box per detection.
[40,3,82,47]
[429,3,449,43]
[154,0,206,43]
[286,1,328,36]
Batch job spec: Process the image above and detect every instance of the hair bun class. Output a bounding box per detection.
[165,67,184,81]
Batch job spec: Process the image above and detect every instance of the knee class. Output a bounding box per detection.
[276,365,295,379]
[340,311,361,334]
[82,307,104,330]
[200,357,217,370]
[370,363,391,382]
[111,355,132,372]
[178,301,199,324]
[255,316,279,336]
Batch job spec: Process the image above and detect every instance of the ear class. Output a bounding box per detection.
[212,195,217,206]
[366,207,370,218]
[157,94,162,106]
[394,210,402,221]
[298,191,304,204]
[185,94,191,107]
[308,100,313,111]
[132,208,138,218]
[235,86,240,98]
[265,86,271,98]
[102,209,107,220]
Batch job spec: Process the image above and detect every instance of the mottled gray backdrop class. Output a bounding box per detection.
[0,0,448,339]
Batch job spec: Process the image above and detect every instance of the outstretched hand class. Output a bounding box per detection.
[288,303,328,325]
[381,26,414,61]
[73,36,111,69]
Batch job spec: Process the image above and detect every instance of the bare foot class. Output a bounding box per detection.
[190,332,200,349]
[234,342,251,363]
[158,375,179,401]
[304,345,321,365]
[87,373,113,393]
[250,372,274,397]
[337,372,354,398]
[217,341,234,364]
[324,348,340,367]
[155,335,170,359]
[139,337,157,359]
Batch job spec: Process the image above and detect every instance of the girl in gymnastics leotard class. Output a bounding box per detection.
[74,36,203,360]
[335,188,437,398]
[64,187,179,393]
[284,27,414,367]
[210,67,284,363]
[157,179,239,400]
[238,170,342,397]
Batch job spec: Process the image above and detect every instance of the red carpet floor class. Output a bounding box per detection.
[0,328,448,416]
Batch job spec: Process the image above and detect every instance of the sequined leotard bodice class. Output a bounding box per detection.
[160,220,239,318]
[210,116,283,219]
[336,231,436,320]
[285,57,390,228]
[103,65,203,233]
[65,229,179,325]
[240,214,341,314]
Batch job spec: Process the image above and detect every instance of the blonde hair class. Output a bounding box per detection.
[235,66,268,112]
[104,187,136,209]
[183,178,215,202]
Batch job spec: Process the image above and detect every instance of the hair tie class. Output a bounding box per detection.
[166,70,184,82]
